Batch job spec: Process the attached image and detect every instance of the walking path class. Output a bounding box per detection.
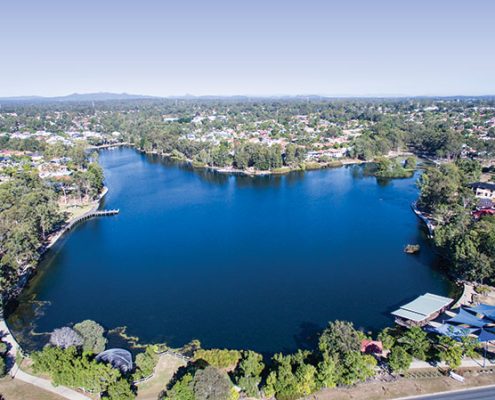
[409,357,495,370]
[0,319,91,400]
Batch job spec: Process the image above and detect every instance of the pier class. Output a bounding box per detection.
[66,209,119,230]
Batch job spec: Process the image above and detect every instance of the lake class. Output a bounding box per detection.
[8,148,453,354]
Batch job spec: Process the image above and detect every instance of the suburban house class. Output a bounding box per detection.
[469,182,495,200]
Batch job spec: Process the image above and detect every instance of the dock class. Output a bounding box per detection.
[66,209,119,230]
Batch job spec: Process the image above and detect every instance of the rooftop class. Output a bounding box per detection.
[392,293,454,322]
[469,182,495,191]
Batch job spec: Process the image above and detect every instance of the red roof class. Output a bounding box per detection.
[360,339,383,354]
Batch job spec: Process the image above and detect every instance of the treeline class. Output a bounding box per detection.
[27,318,484,400]
[0,145,104,299]
[162,320,480,400]
[0,172,63,296]
[418,159,495,283]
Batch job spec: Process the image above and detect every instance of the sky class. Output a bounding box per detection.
[2,0,494,97]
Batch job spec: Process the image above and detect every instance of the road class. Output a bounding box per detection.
[399,385,495,400]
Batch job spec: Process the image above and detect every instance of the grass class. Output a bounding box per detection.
[136,353,187,400]
[59,202,95,220]
[271,167,293,174]
[0,376,65,400]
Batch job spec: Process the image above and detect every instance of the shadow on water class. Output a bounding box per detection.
[292,321,323,352]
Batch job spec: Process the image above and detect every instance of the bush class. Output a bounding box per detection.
[193,349,241,369]
[134,346,159,379]
[0,355,6,378]
[0,342,8,355]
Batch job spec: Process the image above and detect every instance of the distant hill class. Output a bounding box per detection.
[0,92,155,103]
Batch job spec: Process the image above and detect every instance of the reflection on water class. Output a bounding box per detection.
[9,148,452,353]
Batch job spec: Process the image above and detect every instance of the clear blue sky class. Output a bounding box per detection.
[2,0,494,97]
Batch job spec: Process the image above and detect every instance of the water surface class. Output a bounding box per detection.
[9,148,452,353]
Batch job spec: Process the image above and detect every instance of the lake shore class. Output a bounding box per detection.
[2,187,109,307]
[134,146,365,176]
[8,148,452,353]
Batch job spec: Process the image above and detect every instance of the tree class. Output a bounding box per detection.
[73,320,107,353]
[235,351,264,397]
[316,355,337,389]
[436,336,463,369]
[398,327,430,360]
[164,373,195,400]
[377,327,396,351]
[337,351,377,386]
[388,346,412,374]
[404,156,417,170]
[86,162,104,196]
[262,352,318,400]
[31,346,124,393]
[193,366,233,400]
[105,378,135,400]
[318,320,361,358]
[461,336,480,358]
[49,327,84,349]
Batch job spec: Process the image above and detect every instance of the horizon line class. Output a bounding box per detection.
[1,91,495,100]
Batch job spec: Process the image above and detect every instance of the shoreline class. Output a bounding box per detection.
[2,186,109,308]
[134,146,365,176]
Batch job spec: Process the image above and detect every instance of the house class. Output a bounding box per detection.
[392,293,453,327]
[469,182,495,200]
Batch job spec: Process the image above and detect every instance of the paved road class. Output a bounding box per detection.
[399,385,495,400]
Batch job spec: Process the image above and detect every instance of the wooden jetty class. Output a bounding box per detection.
[66,209,119,231]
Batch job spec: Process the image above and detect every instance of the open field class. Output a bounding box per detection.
[136,353,187,400]
[0,377,65,400]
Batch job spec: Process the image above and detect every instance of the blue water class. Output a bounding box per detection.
[9,148,452,353]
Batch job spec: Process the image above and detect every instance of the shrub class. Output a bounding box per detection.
[0,356,6,378]
[134,346,159,379]
[193,349,241,369]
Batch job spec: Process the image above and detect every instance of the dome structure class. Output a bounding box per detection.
[96,348,133,373]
